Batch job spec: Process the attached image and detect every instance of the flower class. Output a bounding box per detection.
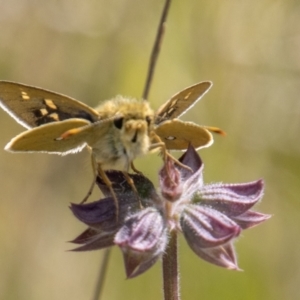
[70,145,270,277]
[70,171,168,278]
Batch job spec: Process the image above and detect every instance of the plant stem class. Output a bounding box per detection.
[92,248,111,300]
[92,1,173,299]
[142,0,172,100]
[162,230,180,300]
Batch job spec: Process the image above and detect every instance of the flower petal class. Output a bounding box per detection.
[159,157,183,202]
[192,243,240,270]
[181,205,241,248]
[123,251,161,279]
[115,208,168,277]
[70,232,115,251]
[96,171,159,207]
[115,208,166,252]
[159,145,204,202]
[178,144,203,179]
[231,210,271,229]
[195,180,264,216]
[159,157,183,201]
[70,200,118,230]
[70,228,100,244]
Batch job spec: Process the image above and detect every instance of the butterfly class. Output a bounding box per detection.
[0,81,223,218]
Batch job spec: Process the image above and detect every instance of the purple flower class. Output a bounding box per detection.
[70,145,270,277]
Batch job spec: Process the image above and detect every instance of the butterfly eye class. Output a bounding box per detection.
[145,116,152,126]
[113,117,124,129]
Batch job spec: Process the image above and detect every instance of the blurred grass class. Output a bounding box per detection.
[0,0,299,299]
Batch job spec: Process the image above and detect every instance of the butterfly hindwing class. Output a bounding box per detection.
[0,81,99,129]
[5,115,119,155]
[154,119,213,150]
[57,117,116,148]
[5,119,91,154]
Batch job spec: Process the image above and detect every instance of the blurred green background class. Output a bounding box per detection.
[0,0,299,299]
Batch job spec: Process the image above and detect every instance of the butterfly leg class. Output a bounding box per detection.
[150,133,192,171]
[80,177,96,203]
[122,171,143,209]
[80,154,97,204]
[131,161,142,174]
[149,142,191,187]
[80,154,120,220]
[97,166,120,220]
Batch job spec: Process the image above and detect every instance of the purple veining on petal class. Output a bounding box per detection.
[231,210,271,229]
[195,180,264,217]
[115,207,168,277]
[188,242,240,270]
[181,204,241,248]
[115,208,166,252]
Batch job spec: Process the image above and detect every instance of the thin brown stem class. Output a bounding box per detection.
[92,248,111,300]
[162,230,180,300]
[142,0,172,100]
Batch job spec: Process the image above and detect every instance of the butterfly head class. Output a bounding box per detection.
[110,98,154,159]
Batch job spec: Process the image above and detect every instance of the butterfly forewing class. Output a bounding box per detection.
[154,119,213,150]
[155,81,212,125]
[0,81,99,129]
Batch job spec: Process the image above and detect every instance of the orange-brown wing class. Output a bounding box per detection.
[0,81,99,129]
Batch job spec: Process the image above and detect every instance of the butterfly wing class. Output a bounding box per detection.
[154,119,213,150]
[0,81,99,129]
[5,119,91,154]
[57,117,116,148]
[6,116,116,155]
[155,81,212,125]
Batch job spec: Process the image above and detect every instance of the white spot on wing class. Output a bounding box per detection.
[49,112,59,121]
[21,91,30,100]
[44,99,57,110]
[165,136,176,140]
[39,108,48,116]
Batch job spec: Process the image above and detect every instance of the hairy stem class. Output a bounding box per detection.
[162,230,180,300]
